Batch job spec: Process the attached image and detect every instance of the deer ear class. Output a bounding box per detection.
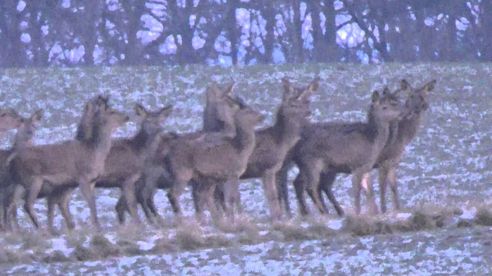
[423,79,436,93]
[224,82,236,96]
[307,77,320,92]
[382,86,390,96]
[134,104,147,117]
[371,91,380,103]
[282,77,291,91]
[159,105,173,119]
[400,79,410,90]
[32,109,43,122]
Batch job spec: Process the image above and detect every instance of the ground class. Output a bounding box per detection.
[0,63,490,274]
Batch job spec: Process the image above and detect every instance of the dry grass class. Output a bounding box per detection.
[151,237,178,253]
[272,221,313,241]
[21,231,49,250]
[474,207,492,226]
[90,234,121,258]
[43,250,71,263]
[73,244,92,261]
[175,221,205,250]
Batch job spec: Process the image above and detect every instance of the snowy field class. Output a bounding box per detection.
[0,63,491,274]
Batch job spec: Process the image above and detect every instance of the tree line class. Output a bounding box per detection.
[0,0,490,67]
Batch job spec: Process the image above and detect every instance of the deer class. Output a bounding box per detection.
[313,79,437,216]
[310,79,436,215]
[93,103,173,224]
[2,96,111,232]
[217,77,318,220]
[164,100,263,222]
[114,82,240,224]
[8,98,129,229]
[0,110,42,230]
[286,89,406,216]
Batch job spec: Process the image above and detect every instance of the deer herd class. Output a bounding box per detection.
[0,77,436,233]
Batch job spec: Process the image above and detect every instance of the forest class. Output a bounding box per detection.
[1,0,490,67]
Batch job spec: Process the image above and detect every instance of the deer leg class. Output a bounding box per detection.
[352,173,364,215]
[79,181,99,229]
[122,176,141,224]
[58,189,75,230]
[276,163,292,217]
[5,185,23,231]
[115,196,127,224]
[140,174,159,222]
[294,171,309,216]
[167,179,186,217]
[213,183,227,215]
[135,184,150,220]
[3,185,19,231]
[192,182,207,223]
[320,172,344,217]
[304,169,325,215]
[47,195,57,233]
[378,166,389,213]
[262,171,281,220]
[321,172,344,217]
[205,184,221,222]
[387,167,400,210]
[222,178,240,220]
[361,173,378,215]
[23,178,43,228]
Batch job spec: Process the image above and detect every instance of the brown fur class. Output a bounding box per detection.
[4,96,111,232]
[95,104,172,224]
[290,89,405,216]
[232,77,318,219]
[0,110,42,229]
[313,80,436,216]
[115,83,244,223]
[9,99,128,229]
[165,103,263,221]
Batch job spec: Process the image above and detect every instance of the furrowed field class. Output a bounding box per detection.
[0,63,491,274]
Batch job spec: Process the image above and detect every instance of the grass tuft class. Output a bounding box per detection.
[73,245,92,261]
[151,237,178,253]
[90,234,120,258]
[474,208,492,226]
[273,222,312,241]
[43,250,71,263]
[175,222,205,250]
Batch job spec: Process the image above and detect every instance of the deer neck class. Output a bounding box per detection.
[232,120,256,159]
[75,111,92,141]
[367,111,391,157]
[272,107,302,148]
[397,112,423,145]
[13,134,32,150]
[87,122,115,161]
[131,128,152,152]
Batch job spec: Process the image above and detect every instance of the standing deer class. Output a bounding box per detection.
[289,89,405,216]
[9,99,128,229]
[114,82,241,223]
[164,101,263,222]
[4,96,110,232]
[0,110,42,229]
[95,103,173,224]
[230,77,318,220]
[314,79,436,215]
